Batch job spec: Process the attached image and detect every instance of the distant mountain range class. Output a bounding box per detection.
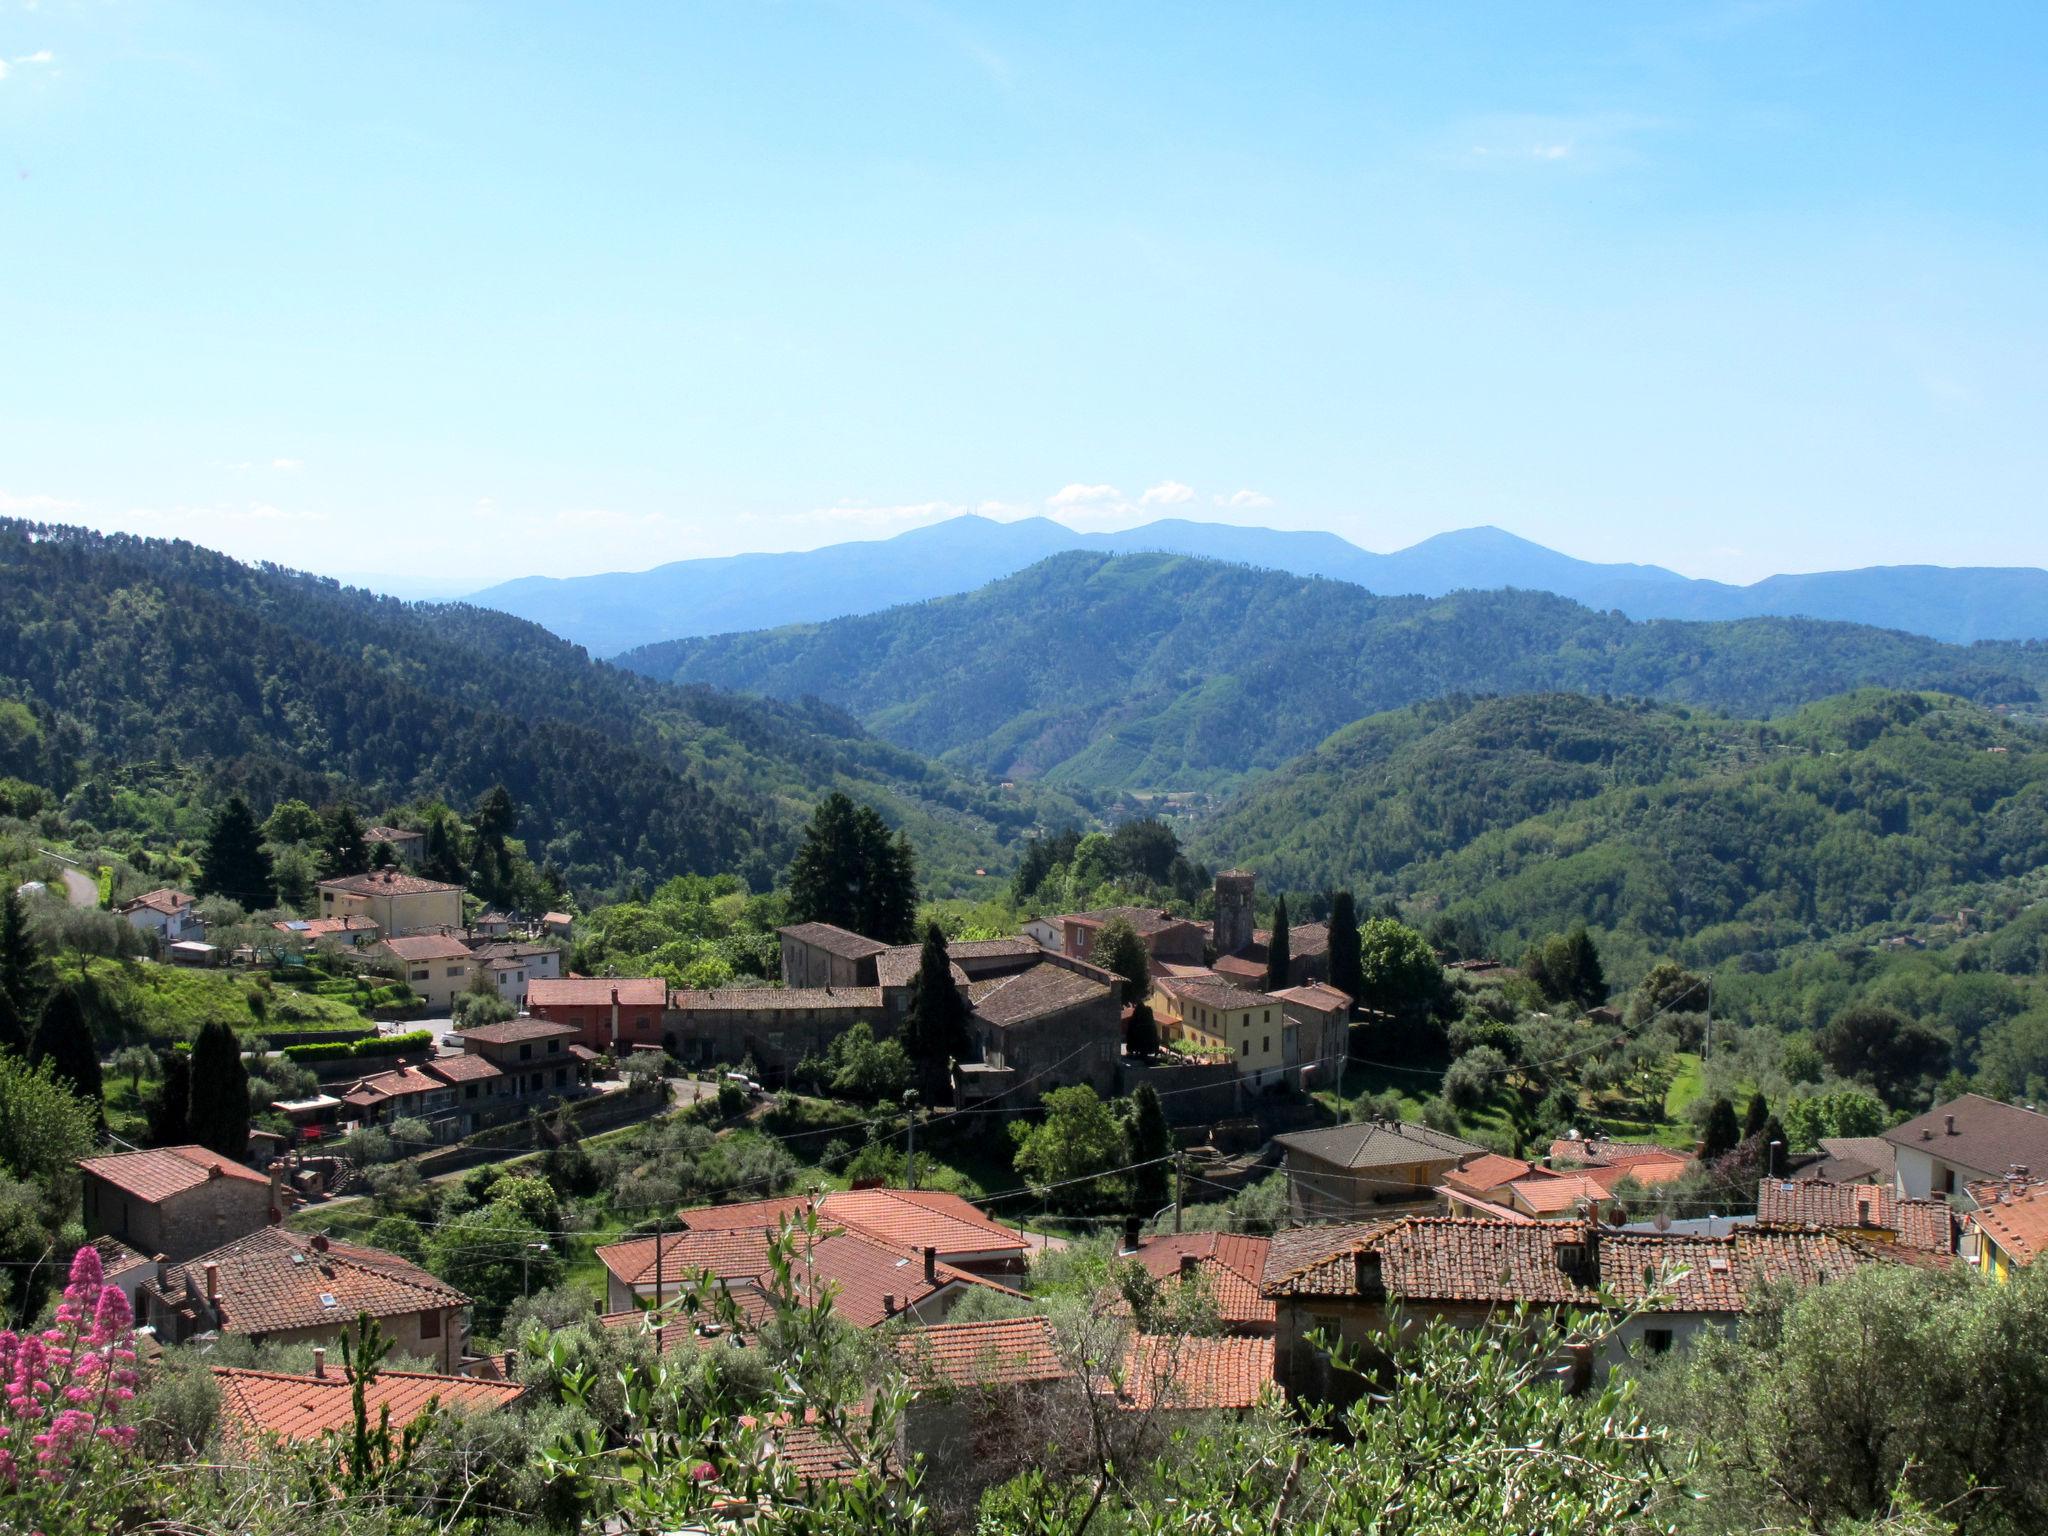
[469,514,2048,655]
[618,550,2048,792]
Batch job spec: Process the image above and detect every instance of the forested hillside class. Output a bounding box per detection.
[0,520,1077,897]
[622,552,2048,791]
[1200,689,2048,979]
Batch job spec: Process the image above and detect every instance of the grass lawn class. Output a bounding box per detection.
[1313,1056,1446,1124]
[1581,1052,1705,1147]
[70,956,371,1043]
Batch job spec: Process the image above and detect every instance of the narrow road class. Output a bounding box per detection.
[57,865,97,908]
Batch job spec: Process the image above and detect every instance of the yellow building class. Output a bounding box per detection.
[316,869,463,938]
[1152,976,1288,1087]
[1962,1177,2048,1282]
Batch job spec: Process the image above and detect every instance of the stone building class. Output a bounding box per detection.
[778,923,890,988]
[1272,1119,1487,1222]
[665,987,888,1081]
[958,954,1122,1105]
[78,1147,282,1262]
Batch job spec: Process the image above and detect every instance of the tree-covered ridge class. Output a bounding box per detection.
[0,519,1079,897]
[618,550,2048,792]
[1204,688,2048,978]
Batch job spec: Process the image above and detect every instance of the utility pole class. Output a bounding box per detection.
[654,1215,665,1354]
[904,1089,919,1190]
[1173,1153,1184,1234]
[522,1240,549,1299]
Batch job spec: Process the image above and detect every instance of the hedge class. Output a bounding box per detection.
[281,1028,436,1063]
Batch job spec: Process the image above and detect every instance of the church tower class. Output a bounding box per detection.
[1214,870,1256,958]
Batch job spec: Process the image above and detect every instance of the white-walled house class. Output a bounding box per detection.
[1885,1095,2048,1210]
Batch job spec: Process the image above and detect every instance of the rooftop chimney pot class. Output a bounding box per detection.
[312,1347,326,1379]
[204,1262,219,1304]
[923,1246,938,1284]
[883,1293,897,1316]
[1946,1114,1957,1135]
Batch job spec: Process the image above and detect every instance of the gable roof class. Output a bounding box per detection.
[1129,1233,1275,1329]
[1884,1094,2048,1178]
[381,935,474,963]
[669,986,884,1011]
[1800,1136,1900,1185]
[423,1053,502,1085]
[778,923,891,960]
[972,962,1114,1028]
[597,1227,798,1289]
[1274,1119,1486,1170]
[599,1283,778,1354]
[77,1145,270,1204]
[1964,1178,2048,1266]
[1272,982,1353,1011]
[1758,1178,1956,1253]
[1546,1136,1692,1170]
[676,1196,817,1232]
[821,1188,1029,1261]
[1058,907,1200,939]
[212,1366,520,1445]
[454,1017,581,1046]
[874,946,971,990]
[118,887,194,916]
[1511,1173,1611,1215]
[317,870,463,897]
[1160,975,1281,1012]
[895,1315,1065,1388]
[792,1228,1023,1328]
[527,977,668,1009]
[156,1229,467,1335]
[1119,1334,1272,1412]
[1441,1153,1532,1196]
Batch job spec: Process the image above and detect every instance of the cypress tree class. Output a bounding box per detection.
[1266,896,1292,993]
[1701,1096,1741,1161]
[1126,1083,1172,1217]
[0,888,47,1020]
[1326,891,1361,1013]
[901,922,971,1102]
[198,795,273,908]
[148,1049,193,1146]
[29,984,102,1105]
[1743,1091,1771,1141]
[1126,1001,1160,1058]
[422,813,468,886]
[187,1019,250,1160]
[323,805,370,877]
[0,986,25,1057]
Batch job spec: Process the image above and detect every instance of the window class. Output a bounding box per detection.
[446,966,463,978]
[1241,1039,1249,1057]
[1262,1036,1270,1054]
[410,969,428,981]
[419,1311,441,1340]
[1263,1010,1271,1023]
[1642,1328,1673,1354]
[547,1040,560,1054]
[555,1068,568,1086]
[1943,1169,1957,1195]
[464,1083,478,1100]
[519,1044,533,1061]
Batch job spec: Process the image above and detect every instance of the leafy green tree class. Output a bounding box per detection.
[429,1199,560,1335]
[786,792,919,944]
[322,804,370,877]
[1266,895,1292,991]
[262,798,323,846]
[187,1019,250,1159]
[1523,926,1608,1010]
[1010,1085,1127,1213]
[900,922,970,1102]
[1631,959,1708,1023]
[1816,1005,1950,1105]
[1088,914,1151,1005]
[365,1213,428,1265]
[0,887,48,1020]
[1700,1096,1741,1160]
[29,983,101,1106]
[1781,1088,1889,1151]
[1357,916,1444,1019]
[1124,1084,1172,1217]
[0,1051,97,1190]
[1326,890,1362,1010]
[823,1022,912,1103]
[146,1049,192,1145]
[197,794,273,907]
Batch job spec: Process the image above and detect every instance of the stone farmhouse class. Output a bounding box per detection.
[78,1146,284,1262]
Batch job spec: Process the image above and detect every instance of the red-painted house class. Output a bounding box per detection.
[527,977,670,1052]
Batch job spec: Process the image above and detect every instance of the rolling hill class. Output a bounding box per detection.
[619,551,2048,792]
[472,512,2048,655]
[0,519,1080,898]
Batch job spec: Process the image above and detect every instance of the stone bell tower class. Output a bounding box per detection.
[1214,870,1256,958]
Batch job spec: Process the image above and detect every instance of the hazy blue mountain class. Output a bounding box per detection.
[619,551,2048,792]
[470,514,2048,655]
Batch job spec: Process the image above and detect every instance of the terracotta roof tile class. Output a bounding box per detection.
[895,1316,1065,1387]
[528,977,668,1009]
[77,1146,270,1203]
[1119,1334,1272,1411]
[1129,1233,1275,1329]
[1441,1154,1532,1195]
[1757,1178,1954,1254]
[1964,1179,2048,1266]
[600,1283,778,1354]
[455,1017,581,1046]
[424,1053,502,1085]
[155,1229,467,1336]
[381,935,474,963]
[820,1189,1029,1261]
[1275,1120,1486,1170]
[677,1196,817,1232]
[1058,907,1199,939]
[778,923,891,960]
[212,1366,519,1445]
[118,887,194,916]
[972,962,1114,1028]
[1272,982,1352,1010]
[317,870,463,896]
[669,986,884,1011]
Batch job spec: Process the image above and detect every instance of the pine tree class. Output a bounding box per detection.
[1326,891,1361,1012]
[1266,896,1292,992]
[471,785,519,903]
[1126,1084,1172,1217]
[323,805,369,877]
[0,888,48,1019]
[1701,1096,1741,1161]
[1744,1091,1771,1141]
[1560,926,1608,1008]
[787,794,919,943]
[198,795,273,907]
[0,986,25,1058]
[148,1050,193,1146]
[901,922,970,1101]
[187,1019,250,1160]
[30,984,102,1105]
[422,813,468,886]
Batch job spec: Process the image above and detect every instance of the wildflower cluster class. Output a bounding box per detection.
[0,1243,141,1490]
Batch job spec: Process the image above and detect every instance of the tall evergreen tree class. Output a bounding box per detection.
[322,804,370,877]
[1326,891,1362,1012]
[1266,896,1292,992]
[0,888,48,1020]
[901,922,971,1102]
[198,794,273,907]
[422,812,468,886]
[147,1049,192,1146]
[1701,1096,1741,1161]
[1126,1083,1172,1217]
[1744,1091,1771,1141]
[29,984,102,1106]
[1559,925,1608,1008]
[187,1019,250,1160]
[471,785,519,902]
[787,793,919,943]
[1126,1001,1160,1058]
[0,986,25,1058]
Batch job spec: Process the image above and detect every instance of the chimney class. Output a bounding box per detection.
[312,1347,326,1379]
[1768,1140,1785,1178]
[268,1160,287,1223]
[311,1233,329,1253]
[1946,1114,1957,1135]
[611,986,621,1050]
[923,1246,938,1284]
[502,1348,517,1379]
[155,1253,171,1288]
[1120,1216,1140,1254]
[1178,1254,1200,1277]
[1352,1250,1383,1298]
[882,1293,897,1317]
[204,1262,220,1304]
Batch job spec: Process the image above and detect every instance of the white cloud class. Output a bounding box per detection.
[0,488,80,514]
[271,457,304,471]
[1139,480,1195,506]
[1047,483,1124,508]
[1217,488,1275,510]
[14,50,53,64]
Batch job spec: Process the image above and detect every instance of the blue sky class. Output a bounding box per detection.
[3,1,2044,591]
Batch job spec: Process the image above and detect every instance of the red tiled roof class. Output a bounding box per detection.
[119,887,194,916]
[276,916,381,939]
[78,1146,269,1203]
[346,1064,448,1101]
[529,977,668,1009]
[1059,908,1199,939]
[1511,1173,1608,1215]
[793,1229,1022,1329]
[820,1189,1029,1261]
[677,1196,816,1232]
[424,1053,502,1085]
[156,1229,467,1335]
[541,911,573,926]
[317,870,463,896]
[212,1366,520,1445]
[1965,1179,2048,1266]
[1441,1153,1532,1196]
[91,1233,152,1275]
[668,986,884,1011]
[894,1316,1066,1387]
[1546,1137,1692,1170]
[1119,1334,1272,1411]
[1757,1178,1954,1254]
[972,963,1114,1028]
[455,1017,581,1046]
[600,1284,777,1354]
[1271,982,1352,1011]
[597,1228,798,1289]
[1129,1233,1275,1330]
[382,935,474,963]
